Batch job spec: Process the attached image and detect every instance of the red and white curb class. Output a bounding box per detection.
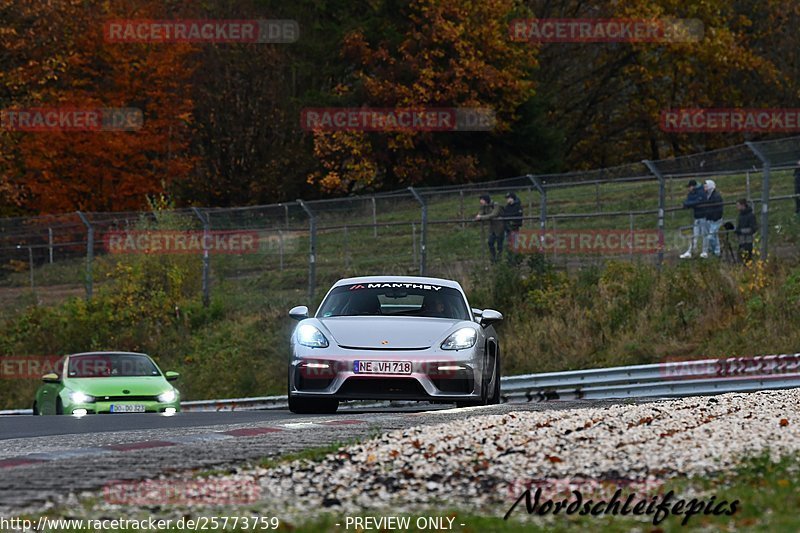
[0,419,368,469]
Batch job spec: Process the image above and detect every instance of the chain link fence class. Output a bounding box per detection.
[1,136,799,311]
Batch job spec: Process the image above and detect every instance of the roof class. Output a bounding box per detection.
[332,275,463,290]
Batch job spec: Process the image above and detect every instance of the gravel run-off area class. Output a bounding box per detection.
[84,389,800,523]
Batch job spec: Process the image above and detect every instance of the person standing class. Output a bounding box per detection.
[475,194,505,262]
[502,192,524,255]
[680,179,707,259]
[701,179,724,258]
[734,199,758,262]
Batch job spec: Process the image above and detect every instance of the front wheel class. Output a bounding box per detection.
[456,347,500,408]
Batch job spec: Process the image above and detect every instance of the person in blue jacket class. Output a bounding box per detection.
[702,180,724,258]
[680,179,707,259]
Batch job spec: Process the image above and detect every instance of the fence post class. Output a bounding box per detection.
[48,227,53,264]
[527,175,546,230]
[343,225,350,270]
[22,246,34,291]
[459,190,465,229]
[371,196,378,237]
[278,230,285,271]
[191,207,211,307]
[745,142,770,260]
[75,211,93,300]
[408,187,427,275]
[297,199,316,300]
[642,160,665,268]
[412,222,417,268]
[283,203,290,229]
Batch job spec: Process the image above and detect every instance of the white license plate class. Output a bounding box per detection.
[110,404,145,413]
[354,360,412,374]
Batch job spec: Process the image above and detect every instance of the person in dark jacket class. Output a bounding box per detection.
[502,192,524,253]
[680,179,707,259]
[475,194,505,262]
[701,179,724,258]
[794,159,800,215]
[734,199,758,262]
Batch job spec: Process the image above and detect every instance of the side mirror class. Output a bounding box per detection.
[289,305,309,320]
[472,308,483,323]
[165,371,180,381]
[42,373,60,383]
[480,309,503,327]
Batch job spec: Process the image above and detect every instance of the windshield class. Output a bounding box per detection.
[67,354,160,378]
[318,283,469,320]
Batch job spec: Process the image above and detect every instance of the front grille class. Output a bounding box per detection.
[96,396,158,402]
[338,377,427,399]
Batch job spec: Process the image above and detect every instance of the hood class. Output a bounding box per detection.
[317,316,464,349]
[65,376,171,397]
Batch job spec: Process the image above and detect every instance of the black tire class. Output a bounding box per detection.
[32,401,39,416]
[55,398,63,415]
[488,349,501,405]
[456,344,500,408]
[288,395,339,414]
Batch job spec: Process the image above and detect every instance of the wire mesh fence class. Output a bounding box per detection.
[1,136,799,310]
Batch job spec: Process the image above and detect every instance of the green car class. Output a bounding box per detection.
[33,352,181,415]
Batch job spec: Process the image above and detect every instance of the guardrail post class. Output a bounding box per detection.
[75,211,93,300]
[297,199,316,300]
[191,207,211,307]
[643,160,665,267]
[528,175,546,230]
[408,187,427,275]
[745,142,771,260]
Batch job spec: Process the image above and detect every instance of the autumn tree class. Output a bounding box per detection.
[2,0,196,213]
[306,0,542,194]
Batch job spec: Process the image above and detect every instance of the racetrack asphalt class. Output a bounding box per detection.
[0,400,630,514]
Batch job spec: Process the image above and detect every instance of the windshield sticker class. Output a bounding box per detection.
[348,283,443,291]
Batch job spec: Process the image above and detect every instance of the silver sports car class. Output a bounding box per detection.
[287,276,503,414]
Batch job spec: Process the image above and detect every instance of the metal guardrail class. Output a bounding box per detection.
[2,354,798,415]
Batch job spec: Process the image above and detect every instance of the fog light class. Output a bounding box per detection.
[162,407,177,416]
[437,365,466,371]
[302,362,330,369]
[72,408,88,417]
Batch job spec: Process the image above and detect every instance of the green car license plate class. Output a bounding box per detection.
[110,404,145,413]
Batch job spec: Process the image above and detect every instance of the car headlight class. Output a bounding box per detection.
[157,389,177,403]
[69,390,95,403]
[441,328,478,350]
[296,324,329,348]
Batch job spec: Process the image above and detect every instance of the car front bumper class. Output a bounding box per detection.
[64,400,181,414]
[288,348,485,401]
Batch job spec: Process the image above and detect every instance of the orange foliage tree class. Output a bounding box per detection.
[307,0,537,194]
[1,0,196,214]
